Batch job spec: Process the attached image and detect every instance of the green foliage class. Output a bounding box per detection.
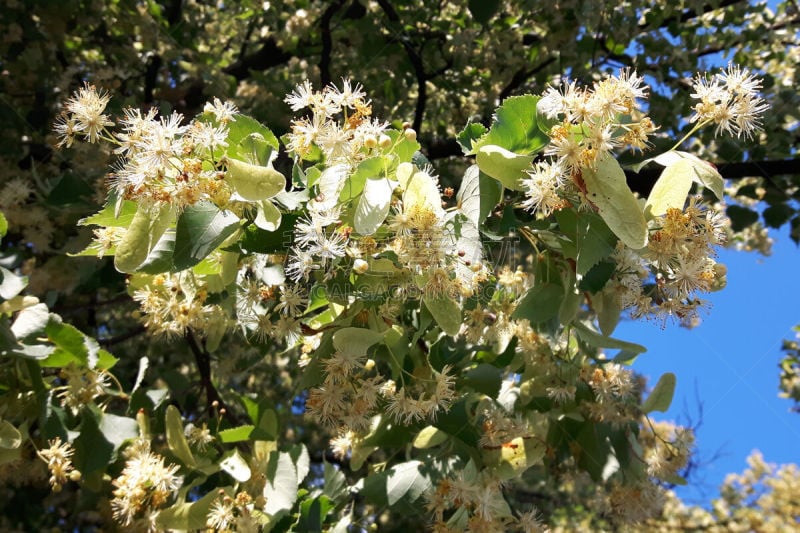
[0,1,797,531]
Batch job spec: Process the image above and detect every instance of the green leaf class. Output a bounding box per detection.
[114,204,174,273]
[473,95,549,154]
[299,496,334,531]
[578,260,616,293]
[475,144,531,190]
[422,296,462,336]
[456,122,487,154]
[360,460,430,507]
[324,460,347,502]
[670,151,724,200]
[354,176,394,235]
[157,486,226,531]
[73,409,114,475]
[263,451,299,518]
[576,213,617,276]
[44,320,99,368]
[220,449,252,482]
[0,420,21,449]
[138,229,175,274]
[173,202,240,271]
[332,327,384,356]
[240,213,298,253]
[468,0,499,24]
[484,435,546,479]
[218,425,255,443]
[457,165,501,227]
[644,158,694,217]
[254,200,282,231]
[10,303,49,341]
[290,444,311,484]
[165,405,196,467]
[581,154,648,249]
[763,204,795,229]
[642,372,676,414]
[727,205,759,231]
[341,156,383,202]
[0,211,7,238]
[78,197,138,228]
[98,413,139,451]
[463,363,502,397]
[226,114,280,156]
[511,283,563,323]
[413,426,448,449]
[225,157,285,201]
[572,321,646,354]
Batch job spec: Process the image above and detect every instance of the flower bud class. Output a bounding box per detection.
[404,128,417,141]
[353,258,369,274]
[378,134,392,149]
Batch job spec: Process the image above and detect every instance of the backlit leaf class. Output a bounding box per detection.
[645,158,694,217]
[476,144,531,190]
[354,176,394,235]
[114,205,174,273]
[225,157,285,201]
[581,154,648,249]
[642,372,677,413]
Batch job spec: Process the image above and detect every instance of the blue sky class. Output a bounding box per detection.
[616,222,800,504]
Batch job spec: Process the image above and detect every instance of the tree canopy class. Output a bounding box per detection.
[0,1,799,531]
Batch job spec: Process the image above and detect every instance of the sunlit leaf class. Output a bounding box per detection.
[354,176,394,235]
[220,449,252,482]
[581,154,648,249]
[0,420,21,449]
[254,200,282,231]
[472,95,548,154]
[475,144,531,190]
[225,157,285,201]
[413,426,448,449]
[645,158,694,217]
[114,205,174,273]
[263,451,298,518]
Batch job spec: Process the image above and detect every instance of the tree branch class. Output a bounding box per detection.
[320,0,347,86]
[185,328,238,424]
[222,36,293,81]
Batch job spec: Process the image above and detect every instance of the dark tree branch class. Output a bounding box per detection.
[638,0,746,31]
[98,325,148,347]
[222,36,293,81]
[320,0,347,87]
[498,57,558,101]
[627,159,800,197]
[185,329,238,424]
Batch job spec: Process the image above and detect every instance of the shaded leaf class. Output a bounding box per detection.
[572,321,646,354]
[165,405,195,467]
[642,372,676,414]
[512,283,563,323]
[173,202,240,271]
